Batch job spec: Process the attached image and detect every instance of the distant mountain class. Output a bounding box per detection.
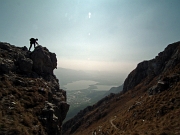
[54,67,125,87]
[54,68,90,86]
[104,84,123,96]
[62,41,180,135]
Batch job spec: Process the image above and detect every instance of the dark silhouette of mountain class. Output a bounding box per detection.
[54,68,90,86]
[62,41,180,135]
[54,67,125,87]
[104,84,123,96]
[0,42,69,135]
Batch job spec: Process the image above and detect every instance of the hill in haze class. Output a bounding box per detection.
[62,41,180,135]
[54,67,125,88]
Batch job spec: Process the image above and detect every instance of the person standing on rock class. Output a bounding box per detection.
[29,38,39,51]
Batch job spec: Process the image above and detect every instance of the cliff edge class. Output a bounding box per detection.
[123,41,180,92]
[0,42,69,135]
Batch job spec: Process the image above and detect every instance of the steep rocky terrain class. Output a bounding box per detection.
[0,42,69,135]
[63,41,180,135]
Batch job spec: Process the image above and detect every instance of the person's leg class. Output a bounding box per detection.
[29,43,32,51]
[33,43,36,48]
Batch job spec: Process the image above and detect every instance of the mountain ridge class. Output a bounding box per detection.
[123,41,180,93]
[62,41,180,135]
[0,42,69,135]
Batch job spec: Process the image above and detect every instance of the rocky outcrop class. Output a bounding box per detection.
[123,41,180,92]
[0,42,69,135]
[0,43,57,77]
[148,73,180,95]
[30,46,57,76]
[18,57,33,73]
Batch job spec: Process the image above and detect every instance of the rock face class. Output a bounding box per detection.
[0,42,69,135]
[30,46,57,76]
[148,74,180,95]
[123,41,180,92]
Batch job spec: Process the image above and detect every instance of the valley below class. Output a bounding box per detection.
[54,69,124,121]
[63,80,122,121]
[62,41,180,135]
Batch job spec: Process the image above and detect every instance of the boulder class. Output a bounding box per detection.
[41,101,69,135]
[30,46,57,75]
[0,58,15,74]
[148,80,169,95]
[0,42,11,51]
[18,57,33,73]
[56,101,70,122]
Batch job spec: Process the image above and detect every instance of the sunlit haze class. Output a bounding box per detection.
[58,58,137,73]
[1,0,180,74]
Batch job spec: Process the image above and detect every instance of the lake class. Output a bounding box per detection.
[63,80,116,91]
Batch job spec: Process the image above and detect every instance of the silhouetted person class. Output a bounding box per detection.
[29,38,39,51]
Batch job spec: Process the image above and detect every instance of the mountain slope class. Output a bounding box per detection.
[62,41,180,135]
[104,84,123,96]
[0,42,69,135]
[65,85,123,122]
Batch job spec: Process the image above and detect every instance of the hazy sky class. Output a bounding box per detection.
[1,0,180,74]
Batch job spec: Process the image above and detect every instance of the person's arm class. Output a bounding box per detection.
[36,42,39,45]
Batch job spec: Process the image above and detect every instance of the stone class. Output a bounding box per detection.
[18,57,33,73]
[148,79,169,95]
[0,42,11,50]
[21,46,28,51]
[0,58,15,74]
[30,46,57,75]
[13,79,27,87]
[41,101,69,135]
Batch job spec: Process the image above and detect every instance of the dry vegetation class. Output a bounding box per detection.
[66,60,180,135]
[0,42,69,135]
[0,75,50,135]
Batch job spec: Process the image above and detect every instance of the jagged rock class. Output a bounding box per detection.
[16,52,26,60]
[148,81,169,95]
[30,46,57,75]
[0,42,11,50]
[163,74,180,85]
[56,101,70,123]
[22,46,28,51]
[13,78,27,87]
[18,57,33,73]
[123,41,180,92]
[41,101,69,135]
[148,74,180,95]
[0,58,15,74]
[0,42,69,135]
